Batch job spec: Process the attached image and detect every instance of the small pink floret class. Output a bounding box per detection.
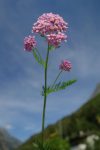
[32,13,68,36]
[46,32,67,47]
[59,60,72,71]
[24,35,36,51]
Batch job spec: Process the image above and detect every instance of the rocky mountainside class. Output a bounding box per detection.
[91,83,100,98]
[0,128,21,150]
[16,84,100,150]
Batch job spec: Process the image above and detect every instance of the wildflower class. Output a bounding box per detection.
[24,35,36,51]
[46,32,67,47]
[32,13,68,36]
[59,60,72,71]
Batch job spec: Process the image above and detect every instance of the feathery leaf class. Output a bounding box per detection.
[42,79,77,96]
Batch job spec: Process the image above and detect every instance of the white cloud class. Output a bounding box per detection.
[4,124,14,130]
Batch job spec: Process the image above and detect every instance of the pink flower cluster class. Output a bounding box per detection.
[24,13,68,50]
[24,35,36,51]
[32,13,68,35]
[59,60,72,71]
[32,13,68,47]
[46,32,67,48]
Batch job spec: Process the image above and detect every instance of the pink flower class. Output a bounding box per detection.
[46,32,67,47]
[59,60,72,71]
[32,13,68,36]
[24,35,36,51]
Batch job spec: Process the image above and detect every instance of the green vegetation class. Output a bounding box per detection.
[45,137,70,150]
[32,137,70,150]
[17,94,100,150]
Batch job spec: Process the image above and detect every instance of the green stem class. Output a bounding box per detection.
[42,44,50,148]
[51,70,62,88]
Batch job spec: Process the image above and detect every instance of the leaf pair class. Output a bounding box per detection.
[42,79,77,96]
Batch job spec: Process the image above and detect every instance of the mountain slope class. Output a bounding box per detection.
[0,128,21,150]
[91,83,100,98]
[17,85,100,150]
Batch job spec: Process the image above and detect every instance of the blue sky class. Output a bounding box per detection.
[0,0,100,141]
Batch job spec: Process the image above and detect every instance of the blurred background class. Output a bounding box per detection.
[0,0,100,150]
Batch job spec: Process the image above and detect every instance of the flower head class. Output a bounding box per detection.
[46,32,67,47]
[59,60,72,71]
[32,13,68,36]
[24,35,36,51]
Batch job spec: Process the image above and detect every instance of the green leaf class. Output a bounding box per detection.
[49,45,61,51]
[49,45,55,51]
[42,79,77,96]
[32,49,45,67]
[59,79,77,90]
